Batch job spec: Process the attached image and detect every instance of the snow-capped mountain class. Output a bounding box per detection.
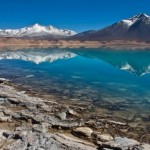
[71,13,150,41]
[0,50,76,64]
[0,23,77,39]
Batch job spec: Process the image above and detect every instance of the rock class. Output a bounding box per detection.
[141,143,150,150]
[86,120,96,127]
[4,130,97,150]
[99,137,140,150]
[44,114,81,129]
[72,127,93,138]
[53,133,97,150]
[120,129,128,133]
[102,148,114,150]
[0,129,9,140]
[0,116,12,122]
[141,114,150,122]
[3,131,11,138]
[91,131,101,138]
[140,134,150,143]
[0,111,4,116]
[32,123,50,133]
[0,78,9,83]
[68,108,78,116]
[97,134,113,142]
[57,112,67,120]
[0,80,150,149]
[128,122,138,128]
[107,120,126,126]
[15,126,26,131]
[5,139,27,150]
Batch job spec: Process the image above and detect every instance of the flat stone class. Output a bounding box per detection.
[99,137,140,150]
[0,116,12,122]
[97,134,113,142]
[107,120,126,126]
[68,108,78,116]
[141,143,150,150]
[86,120,96,126]
[32,123,50,133]
[3,130,97,150]
[72,127,93,137]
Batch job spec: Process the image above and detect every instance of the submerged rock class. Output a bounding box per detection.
[0,78,9,83]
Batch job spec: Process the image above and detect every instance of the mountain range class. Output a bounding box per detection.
[0,23,76,39]
[0,13,150,41]
[71,13,150,41]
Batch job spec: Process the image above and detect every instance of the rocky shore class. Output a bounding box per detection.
[0,78,149,150]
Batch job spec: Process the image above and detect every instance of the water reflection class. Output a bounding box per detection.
[0,48,150,125]
[0,49,76,64]
[0,48,150,76]
[71,49,150,76]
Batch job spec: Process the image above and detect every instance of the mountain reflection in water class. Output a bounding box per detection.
[0,48,150,121]
[0,48,150,76]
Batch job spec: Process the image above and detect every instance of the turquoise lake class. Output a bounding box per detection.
[0,48,150,122]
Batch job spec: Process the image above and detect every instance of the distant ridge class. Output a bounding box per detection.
[71,13,150,41]
[0,23,77,39]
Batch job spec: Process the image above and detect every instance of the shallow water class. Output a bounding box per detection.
[0,48,150,123]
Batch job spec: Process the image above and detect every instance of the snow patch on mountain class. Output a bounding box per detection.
[122,20,135,27]
[121,13,150,28]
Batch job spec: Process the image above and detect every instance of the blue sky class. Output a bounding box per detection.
[0,0,150,32]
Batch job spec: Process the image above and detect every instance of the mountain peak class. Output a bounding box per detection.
[121,13,150,27]
[32,23,41,27]
[130,13,149,21]
[30,23,46,31]
[71,13,150,41]
[0,24,77,38]
[137,13,149,18]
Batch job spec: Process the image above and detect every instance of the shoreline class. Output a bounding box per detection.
[0,78,149,149]
[0,38,150,50]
